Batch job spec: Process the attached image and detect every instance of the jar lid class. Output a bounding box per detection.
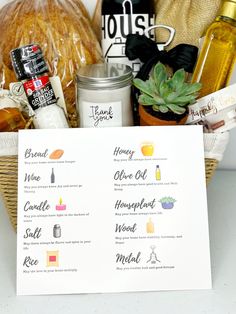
[76,63,133,90]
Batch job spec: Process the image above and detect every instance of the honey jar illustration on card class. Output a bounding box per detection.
[141,142,154,156]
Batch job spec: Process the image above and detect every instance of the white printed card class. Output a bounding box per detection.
[17,126,211,295]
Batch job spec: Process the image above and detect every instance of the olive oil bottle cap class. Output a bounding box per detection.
[219,0,236,21]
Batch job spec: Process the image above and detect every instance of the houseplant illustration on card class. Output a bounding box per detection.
[56,197,66,211]
[159,197,176,209]
[133,62,201,126]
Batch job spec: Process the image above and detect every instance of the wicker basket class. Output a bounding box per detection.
[0,156,18,230]
[0,155,218,231]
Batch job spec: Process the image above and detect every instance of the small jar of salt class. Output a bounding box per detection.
[76,63,133,128]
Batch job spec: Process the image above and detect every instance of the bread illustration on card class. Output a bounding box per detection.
[49,149,64,159]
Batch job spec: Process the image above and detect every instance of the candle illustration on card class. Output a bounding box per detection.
[56,197,66,211]
[47,251,59,267]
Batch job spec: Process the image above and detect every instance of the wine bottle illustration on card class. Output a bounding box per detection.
[51,168,55,184]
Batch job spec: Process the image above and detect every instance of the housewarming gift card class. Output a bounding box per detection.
[17,126,211,295]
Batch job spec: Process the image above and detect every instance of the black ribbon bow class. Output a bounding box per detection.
[125,34,198,80]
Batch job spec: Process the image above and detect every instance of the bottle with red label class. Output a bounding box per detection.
[11,44,69,129]
[102,0,155,74]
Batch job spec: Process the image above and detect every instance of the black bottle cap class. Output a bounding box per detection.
[10,44,49,80]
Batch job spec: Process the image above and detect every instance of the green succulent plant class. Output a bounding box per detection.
[133,62,201,115]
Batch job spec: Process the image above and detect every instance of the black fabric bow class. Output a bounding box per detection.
[125,34,198,80]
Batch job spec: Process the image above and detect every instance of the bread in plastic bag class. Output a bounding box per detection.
[0,0,103,127]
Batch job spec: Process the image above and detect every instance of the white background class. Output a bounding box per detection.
[0,0,235,169]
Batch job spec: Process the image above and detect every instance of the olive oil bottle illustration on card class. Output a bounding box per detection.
[155,165,161,181]
[51,168,55,184]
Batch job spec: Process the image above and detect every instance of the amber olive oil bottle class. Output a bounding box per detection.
[192,0,236,98]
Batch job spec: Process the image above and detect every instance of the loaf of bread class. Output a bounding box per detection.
[0,0,103,127]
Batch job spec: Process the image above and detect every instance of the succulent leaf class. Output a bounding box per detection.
[171,69,185,90]
[133,78,155,97]
[179,82,202,96]
[153,62,168,93]
[148,78,156,92]
[153,96,166,105]
[139,94,158,106]
[159,81,171,99]
[152,104,160,112]
[159,105,169,113]
[171,95,196,105]
[166,91,180,103]
[166,104,186,115]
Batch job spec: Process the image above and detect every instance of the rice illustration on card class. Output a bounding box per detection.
[47,251,59,267]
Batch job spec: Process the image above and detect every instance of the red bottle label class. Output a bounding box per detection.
[23,75,57,111]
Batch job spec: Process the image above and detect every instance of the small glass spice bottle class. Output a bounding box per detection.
[76,63,133,128]
[10,44,69,129]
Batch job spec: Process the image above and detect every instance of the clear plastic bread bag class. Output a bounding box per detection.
[0,0,103,127]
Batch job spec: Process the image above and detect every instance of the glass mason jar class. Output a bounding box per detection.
[76,63,133,128]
